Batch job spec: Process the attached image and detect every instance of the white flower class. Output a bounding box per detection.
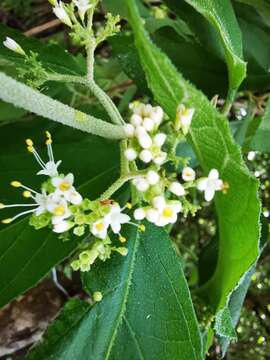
[247,151,256,161]
[73,0,93,21]
[153,151,167,165]
[139,150,153,163]
[3,37,25,55]
[91,219,109,239]
[47,195,71,225]
[124,148,137,161]
[175,104,195,135]
[145,208,159,223]
[135,126,152,149]
[169,182,185,196]
[53,1,72,27]
[52,173,74,198]
[37,160,62,177]
[146,170,159,185]
[151,196,182,227]
[197,169,223,201]
[134,208,146,220]
[53,220,73,233]
[124,124,135,137]
[182,167,196,182]
[105,203,131,234]
[68,191,83,205]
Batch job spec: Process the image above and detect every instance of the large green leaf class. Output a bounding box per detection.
[123,0,260,325]
[26,223,203,360]
[166,0,246,99]
[0,119,119,308]
[250,96,270,152]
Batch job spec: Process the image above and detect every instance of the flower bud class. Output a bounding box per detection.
[124,148,137,161]
[142,117,155,132]
[153,133,166,147]
[169,182,185,196]
[93,291,103,302]
[153,151,167,165]
[139,150,152,163]
[3,37,25,56]
[135,179,149,192]
[175,104,195,135]
[136,127,152,149]
[146,170,159,185]
[130,114,142,127]
[53,2,73,27]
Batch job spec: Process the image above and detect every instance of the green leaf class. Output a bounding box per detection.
[26,223,203,360]
[250,97,270,152]
[0,23,85,75]
[0,119,120,308]
[166,0,246,99]
[123,0,260,322]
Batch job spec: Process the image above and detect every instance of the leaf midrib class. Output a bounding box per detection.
[104,227,140,360]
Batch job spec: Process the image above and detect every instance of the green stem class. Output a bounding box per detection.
[47,74,124,126]
[222,88,237,116]
[0,72,125,140]
[99,171,145,200]
[120,140,129,176]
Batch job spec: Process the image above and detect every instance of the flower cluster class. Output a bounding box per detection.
[0,133,135,272]
[123,101,226,227]
[124,103,167,165]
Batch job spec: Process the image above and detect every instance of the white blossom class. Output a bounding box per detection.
[151,196,182,227]
[139,150,153,163]
[197,169,223,201]
[142,117,155,132]
[153,133,166,147]
[52,173,82,205]
[91,219,109,239]
[3,37,25,55]
[37,160,62,177]
[135,126,152,149]
[105,203,131,234]
[53,220,73,233]
[134,208,146,220]
[146,170,160,185]
[182,167,196,182]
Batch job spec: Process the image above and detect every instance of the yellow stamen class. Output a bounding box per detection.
[25,138,33,146]
[53,205,65,216]
[11,181,22,188]
[27,146,34,153]
[119,236,127,243]
[0,203,5,209]
[126,202,132,210]
[163,208,173,218]
[95,223,104,231]
[139,224,145,232]
[46,139,52,145]
[23,191,31,198]
[46,130,52,139]
[2,218,12,224]
[59,182,71,192]
[222,182,230,194]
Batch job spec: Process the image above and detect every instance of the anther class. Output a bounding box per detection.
[11,181,22,188]
[2,218,12,224]
[25,139,33,146]
[23,191,31,198]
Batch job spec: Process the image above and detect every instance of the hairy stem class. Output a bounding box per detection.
[47,74,124,125]
[99,171,144,200]
[0,72,125,140]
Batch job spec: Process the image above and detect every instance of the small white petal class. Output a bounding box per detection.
[197,178,208,191]
[152,196,166,209]
[53,221,72,233]
[204,187,215,202]
[142,117,155,132]
[153,152,167,165]
[169,182,185,196]
[3,37,25,55]
[135,179,149,192]
[208,169,219,180]
[137,131,152,149]
[146,208,159,223]
[146,170,160,185]
[134,208,146,220]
